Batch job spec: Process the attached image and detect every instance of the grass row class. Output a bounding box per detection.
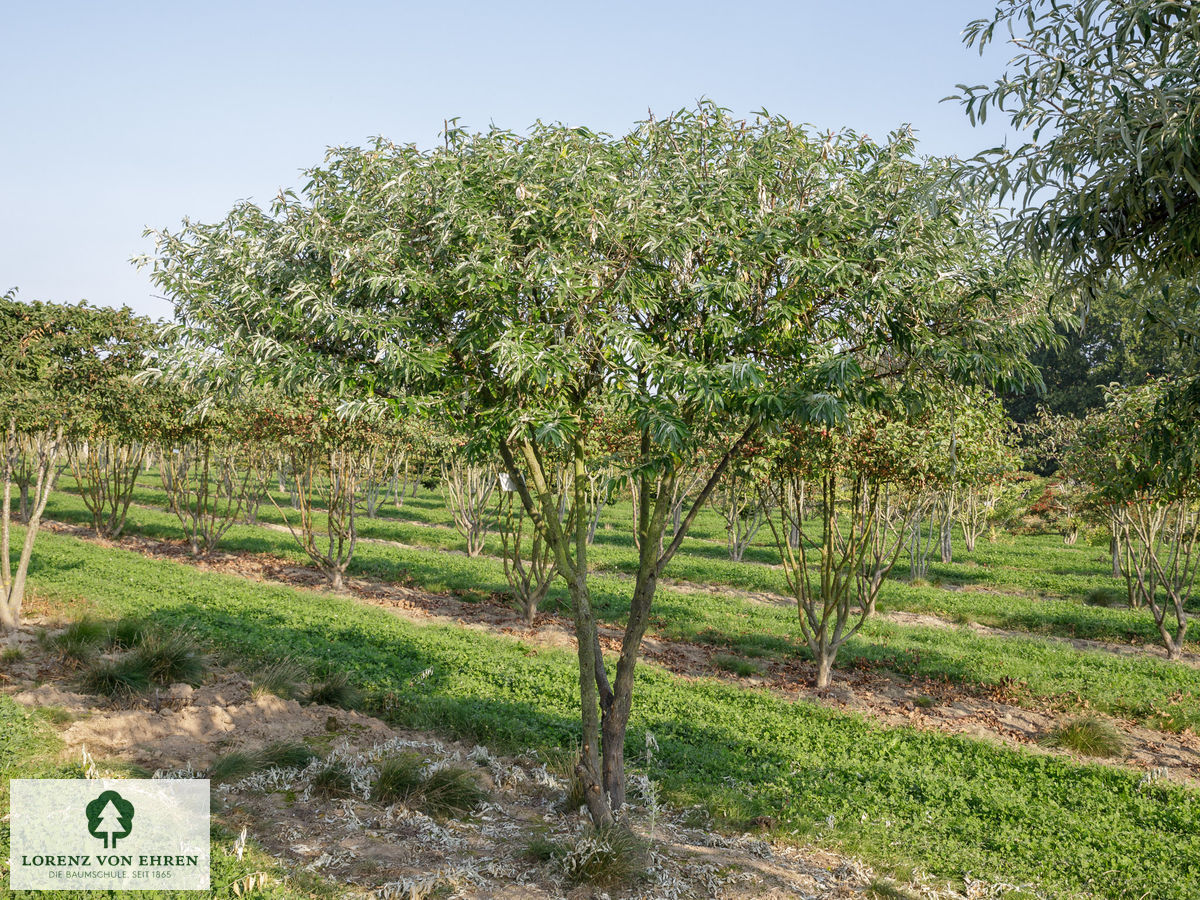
[12,526,1200,898]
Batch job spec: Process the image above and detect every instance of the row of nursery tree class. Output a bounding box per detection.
[6,75,1200,826]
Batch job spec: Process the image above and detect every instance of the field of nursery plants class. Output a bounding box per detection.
[6,2,1200,899]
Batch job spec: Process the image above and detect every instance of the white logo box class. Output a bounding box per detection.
[9,779,210,890]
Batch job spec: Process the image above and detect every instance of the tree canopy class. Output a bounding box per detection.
[957,0,1200,287]
[143,104,1054,825]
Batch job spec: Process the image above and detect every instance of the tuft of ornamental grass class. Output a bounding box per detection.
[33,705,74,725]
[306,670,363,709]
[105,617,153,650]
[544,824,649,889]
[867,877,919,900]
[1040,716,1127,758]
[524,832,559,863]
[420,765,487,816]
[712,653,762,677]
[210,740,318,782]
[50,617,110,663]
[78,655,153,698]
[249,657,307,700]
[540,745,586,812]
[133,630,208,686]
[310,760,355,799]
[372,752,425,805]
[371,754,486,816]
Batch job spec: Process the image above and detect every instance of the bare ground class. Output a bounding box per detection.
[34,519,1200,789]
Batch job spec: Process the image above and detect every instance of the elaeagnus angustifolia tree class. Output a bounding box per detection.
[142,103,1051,826]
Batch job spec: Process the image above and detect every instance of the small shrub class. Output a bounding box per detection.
[134,631,208,685]
[307,671,363,709]
[2,646,26,662]
[1041,716,1126,758]
[372,752,425,805]
[310,760,355,798]
[911,695,936,709]
[78,655,153,698]
[421,765,486,816]
[712,653,762,677]
[249,658,307,700]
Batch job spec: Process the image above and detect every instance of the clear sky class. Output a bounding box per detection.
[1,0,1018,321]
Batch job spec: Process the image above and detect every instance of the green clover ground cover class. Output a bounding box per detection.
[43,490,1200,732]
[14,527,1200,898]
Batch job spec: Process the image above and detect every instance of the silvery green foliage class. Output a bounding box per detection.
[142,103,1055,825]
[956,1,1200,284]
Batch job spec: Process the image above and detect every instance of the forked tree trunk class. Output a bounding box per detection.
[499,421,755,826]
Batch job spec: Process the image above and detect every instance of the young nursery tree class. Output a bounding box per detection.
[0,295,149,632]
[143,105,1051,824]
[155,395,271,557]
[761,417,920,688]
[1072,380,1200,658]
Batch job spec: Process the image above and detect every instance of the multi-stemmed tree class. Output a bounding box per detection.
[1066,381,1200,658]
[1,295,149,633]
[155,396,271,558]
[760,416,919,688]
[143,105,1050,825]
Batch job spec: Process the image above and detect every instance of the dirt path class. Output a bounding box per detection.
[37,519,1200,789]
[880,609,1200,667]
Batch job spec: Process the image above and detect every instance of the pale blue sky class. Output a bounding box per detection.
[1,1,1017,320]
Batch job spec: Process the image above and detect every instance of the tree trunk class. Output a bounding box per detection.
[815,648,835,689]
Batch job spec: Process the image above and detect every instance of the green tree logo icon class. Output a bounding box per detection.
[85,790,135,849]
